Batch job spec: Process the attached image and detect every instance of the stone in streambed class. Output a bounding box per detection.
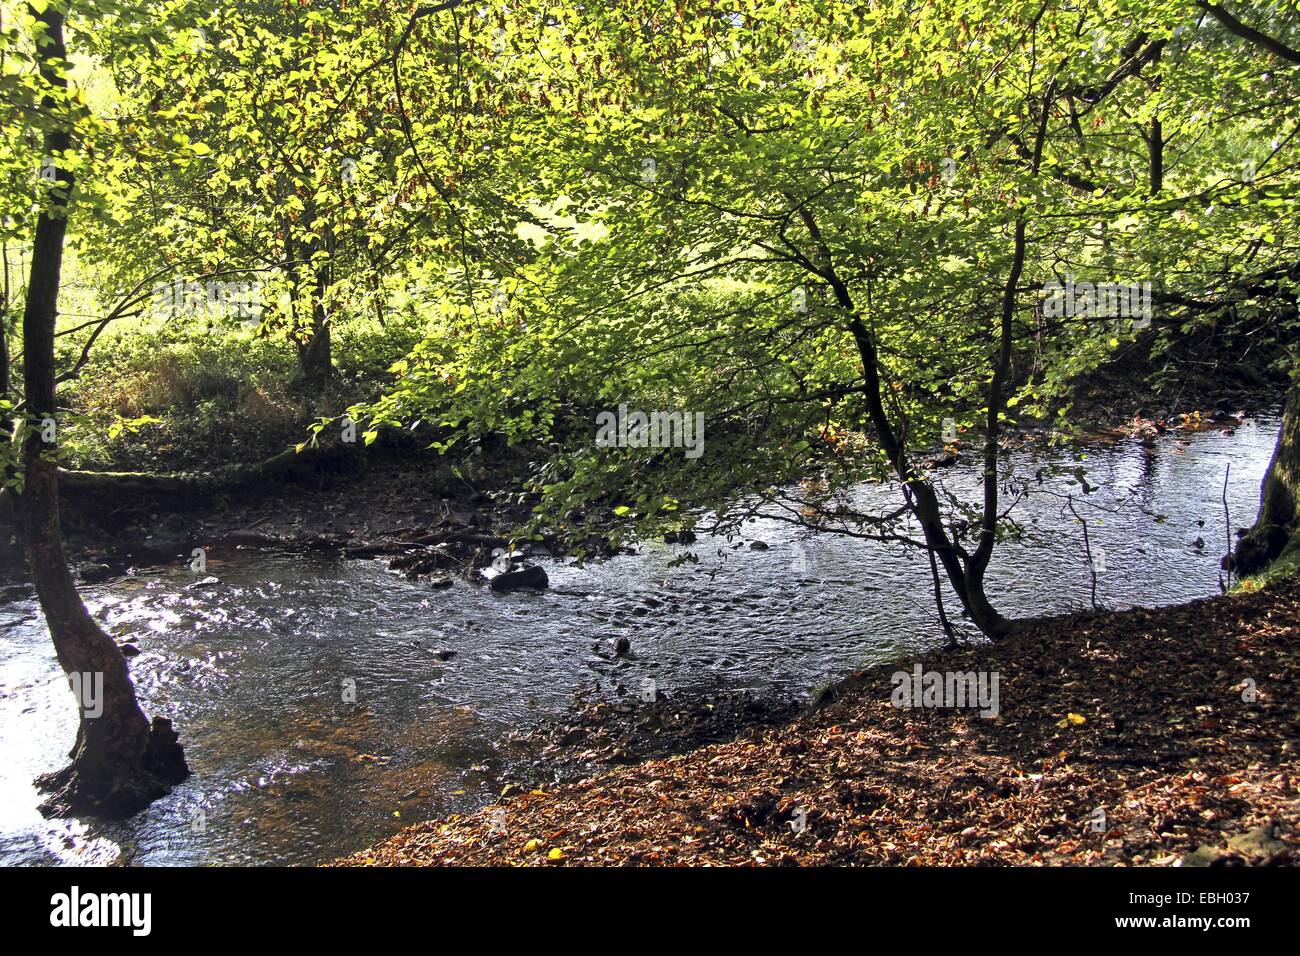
[487,565,549,592]
[78,563,119,584]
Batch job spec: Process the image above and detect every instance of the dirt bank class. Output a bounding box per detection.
[336,575,1300,866]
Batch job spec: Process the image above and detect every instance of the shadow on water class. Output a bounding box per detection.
[0,417,1280,865]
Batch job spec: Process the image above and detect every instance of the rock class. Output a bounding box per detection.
[446,508,481,528]
[157,513,189,536]
[487,564,549,592]
[138,514,192,557]
[613,637,631,656]
[664,529,697,544]
[433,649,457,661]
[391,547,459,576]
[1179,825,1288,867]
[428,576,454,589]
[577,533,616,557]
[748,540,769,551]
[118,642,140,658]
[188,576,220,589]
[78,563,117,584]
[1226,824,1287,861]
[0,584,34,603]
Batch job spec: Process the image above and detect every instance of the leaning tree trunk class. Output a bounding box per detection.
[1234,387,1300,575]
[20,3,186,817]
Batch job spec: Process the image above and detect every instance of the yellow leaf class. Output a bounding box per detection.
[524,838,541,852]
[548,848,565,861]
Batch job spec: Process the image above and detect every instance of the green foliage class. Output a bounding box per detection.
[345,1,1300,551]
[2,0,1299,592]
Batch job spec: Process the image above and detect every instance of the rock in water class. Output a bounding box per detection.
[487,565,549,592]
[78,563,117,584]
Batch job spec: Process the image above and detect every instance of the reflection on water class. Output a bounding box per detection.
[0,419,1280,865]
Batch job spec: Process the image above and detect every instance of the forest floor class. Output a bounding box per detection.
[336,574,1300,866]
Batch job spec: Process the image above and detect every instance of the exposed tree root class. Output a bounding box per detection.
[37,717,189,819]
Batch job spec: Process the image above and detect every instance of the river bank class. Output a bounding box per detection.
[337,573,1300,866]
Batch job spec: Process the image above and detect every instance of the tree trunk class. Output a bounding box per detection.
[804,200,1015,640]
[20,3,187,817]
[1234,387,1300,575]
[293,229,333,388]
[1149,117,1163,195]
[297,298,332,387]
[0,240,20,579]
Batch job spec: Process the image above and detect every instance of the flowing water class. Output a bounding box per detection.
[0,418,1280,866]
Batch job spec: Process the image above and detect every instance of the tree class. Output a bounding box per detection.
[89,0,526,391]
[1235,385,1300,574]
[1190,2,1300,578]
[14,0,186,816]
[357,0,1299,639]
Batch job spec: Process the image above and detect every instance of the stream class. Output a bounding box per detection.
[0,417,1280,866]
